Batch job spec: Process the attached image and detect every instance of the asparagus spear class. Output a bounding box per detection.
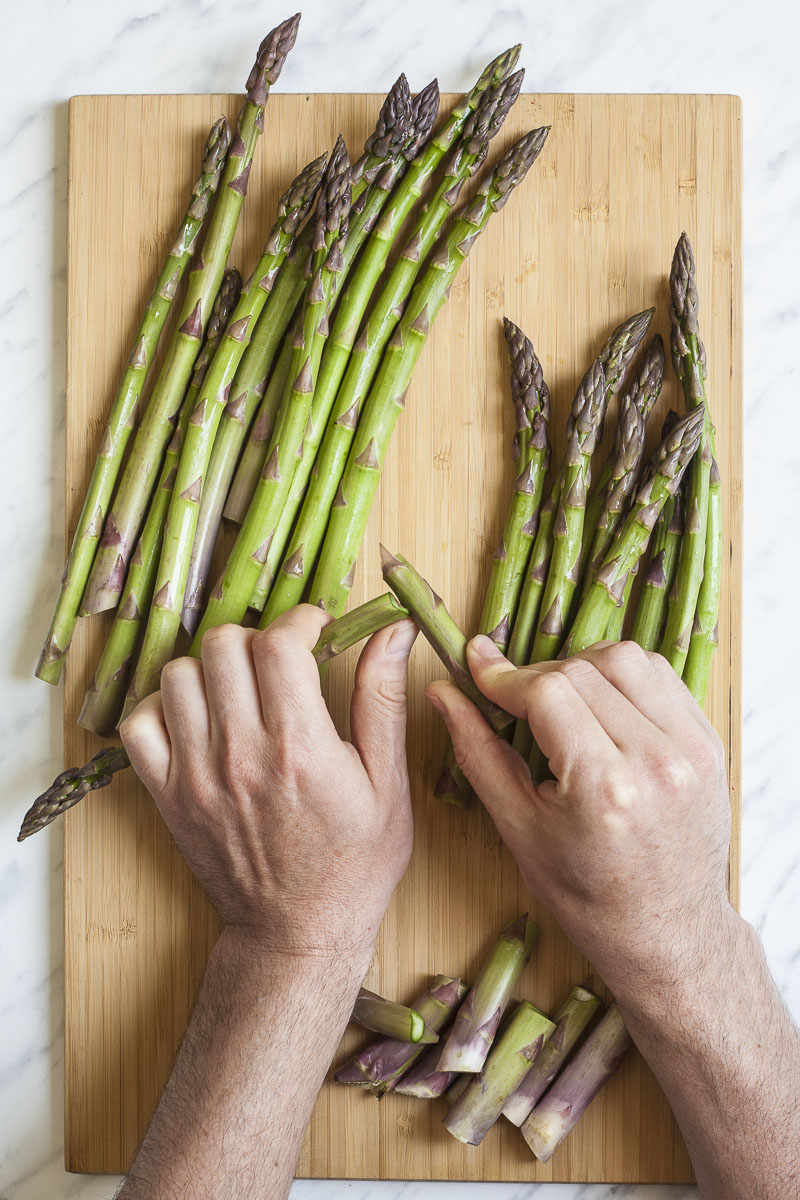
[353,988,438,1044]
[444,1001,556,1144]
[380,547,514,733]
[660,232,716,678]
[437,916,537,1074]
[187,139,352,654]
[78,269,243,735]
[684,453,721,705]
[221,76,431,528]
[260,54,526,624]
[77,15,300,618]
[504,313,650,673]
[503,985,601,1126]
[307,129,550,621]
[20,591,409,840]
[435,318,550,805]
[631,487,684,652]
[563,405,705,657]
[393,1042,460,1099]
[521,1003,632,1163]
[335,976,467,1096]
[35,117,231,684]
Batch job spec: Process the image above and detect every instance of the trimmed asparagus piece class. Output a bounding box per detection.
[444,1001,556,1144]
[35,116,231,684]
[78,16,300,618]
[660,232,715,677]
[20,593,408,840]
[521,1003,632,1163]
[353,988,438,1044]
[260,52,526,622]
[437,915,537,1074]
[78,269,243,735]
[222,75,431,527]
[380,547,514,733]
[503,985,602,1126]
[308,129,550,621]
[393,1042,460,1098]
[335,976,467,1096]
[563,405,705,657]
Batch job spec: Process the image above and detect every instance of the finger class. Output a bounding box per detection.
[350,618,418,794]
[426,681,539,836]
[159,656,211,765]
[465,636,619,780]
[119,691,172,798]
[580,640,710,738]
[199,624,263,742]
[251,604,336,740]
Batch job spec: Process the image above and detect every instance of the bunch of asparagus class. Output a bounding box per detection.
[25,26,552,840]
[335,914,630,1162]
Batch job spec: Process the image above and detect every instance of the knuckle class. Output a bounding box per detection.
[252,625,293,665]
[559,657,597,685]
[604,639,647,671]
[652,746,694,792]
[201,622,245,656]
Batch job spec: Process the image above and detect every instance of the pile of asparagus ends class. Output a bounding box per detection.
[336,914,631,1162]
[25,28,553,838]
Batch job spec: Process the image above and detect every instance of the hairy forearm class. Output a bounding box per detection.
[613,909,800,1200]
[119,928,369,1200]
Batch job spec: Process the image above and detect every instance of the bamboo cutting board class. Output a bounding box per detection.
[63,91,742,1181]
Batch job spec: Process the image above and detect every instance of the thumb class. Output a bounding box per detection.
[425,680,536,828]
[350,618,418,792]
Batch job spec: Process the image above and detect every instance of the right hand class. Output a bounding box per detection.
[426,636,736,1000]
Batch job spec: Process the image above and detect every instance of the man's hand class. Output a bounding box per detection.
[121,605,418,962]
[426,634,733,995]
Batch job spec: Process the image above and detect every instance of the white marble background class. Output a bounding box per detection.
[2,0,798,1196]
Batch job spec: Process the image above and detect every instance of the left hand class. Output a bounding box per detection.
[120,605,418,963]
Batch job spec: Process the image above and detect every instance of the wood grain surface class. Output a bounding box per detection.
[63,91,742,1180]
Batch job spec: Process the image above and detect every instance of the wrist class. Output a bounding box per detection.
[217,923,374,985]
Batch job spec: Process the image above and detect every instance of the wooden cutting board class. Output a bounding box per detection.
[63,91,742,1181]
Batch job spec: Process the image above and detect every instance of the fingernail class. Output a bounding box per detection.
[425,687,448,718]
[470,634,504,661]
[387,618,418,658]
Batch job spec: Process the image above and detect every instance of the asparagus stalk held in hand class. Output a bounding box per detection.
[78,15,300,617]
[659,232,716,677]
[257,69,525,619]
[521,1003,632,1163]
[504,309,650,673]
[20,593,409,841]
[435,317,549,804]
[684,454,721,705]
[436,915,537,1074]
[35,116,231,684]
[563,405,705,657]
[188,138,352,649]
[78,269,243,735]
[307,128,550,621]
[222,75,428,527]
[444,1001,556,1144]
[335,976,467,1095]
[629,410,682,652]
[502,985,601,1126]
[353,989,438,1044]
[380,548,514,733]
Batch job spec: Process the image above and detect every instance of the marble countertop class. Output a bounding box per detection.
[2,0,798,1196]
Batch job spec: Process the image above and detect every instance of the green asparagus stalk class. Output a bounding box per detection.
[77,269,243,735]
[221,76,432,528]
[380,547,514,733]
[435,318,549,805]
[503,985,601,1126]
[20,591,407,840]
[504,313,650,674]
[437,916,538,1074]
[660,232,716,678]
[78,16,300,619]
[307,129,550,621]
[35,116,231,684]
[631,487,684,652]
[521,1003,632,1163]
[187,138,352,653]
[335,976,467,1096]
[142,153,321,638]
[444,1001,556,1145]
[260,54,526,623]
[604,564,636,641]
[353,988,439,1044]
[563,405,705,657]
[684,454,721,705]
